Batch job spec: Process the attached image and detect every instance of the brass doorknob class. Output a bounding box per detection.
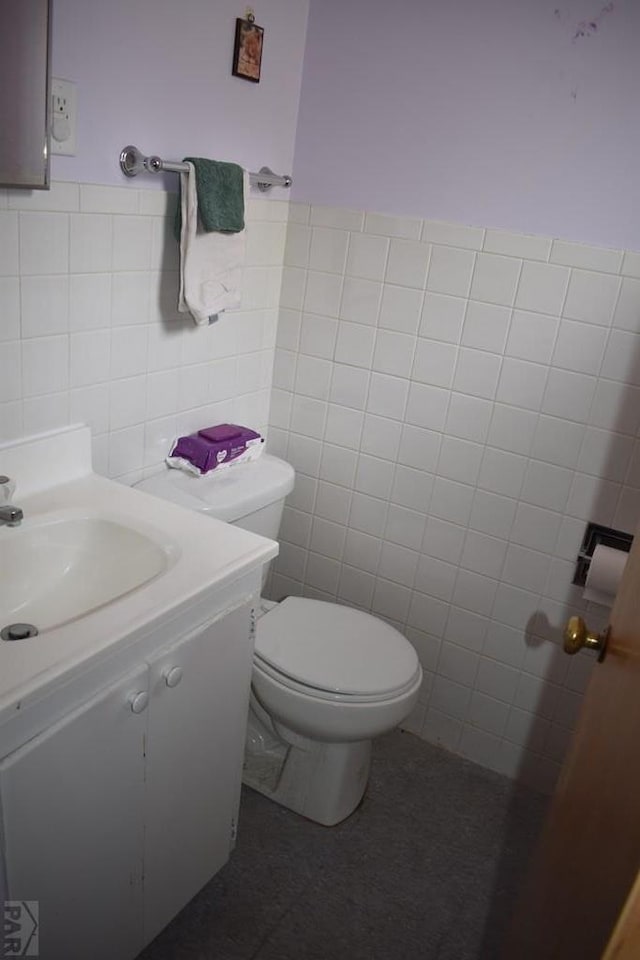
[563,616,609,662]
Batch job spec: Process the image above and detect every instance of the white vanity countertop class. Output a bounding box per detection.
[0,433,278,731]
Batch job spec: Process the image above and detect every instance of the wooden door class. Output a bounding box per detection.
[142,602,254,947]
[505,527,640,959]
[0,666,148,960]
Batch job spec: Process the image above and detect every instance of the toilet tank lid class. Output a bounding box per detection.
[255,598,421,697]
[135,455,295,521]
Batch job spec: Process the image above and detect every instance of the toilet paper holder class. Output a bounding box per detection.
[572,522,633,588]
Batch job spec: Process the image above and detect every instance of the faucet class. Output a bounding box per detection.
[0,476,23,527]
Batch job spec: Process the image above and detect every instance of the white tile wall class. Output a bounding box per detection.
[268,201,640,794]
[0,181,286,480]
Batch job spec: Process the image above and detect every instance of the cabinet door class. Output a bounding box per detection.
[0,666,148,960]
[143,603,254,945]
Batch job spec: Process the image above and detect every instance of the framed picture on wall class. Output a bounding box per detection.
[232,18,264,83]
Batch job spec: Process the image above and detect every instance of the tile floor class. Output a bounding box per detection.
[139,731,547,960]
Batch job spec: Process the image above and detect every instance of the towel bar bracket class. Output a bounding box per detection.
[119,145,292,192]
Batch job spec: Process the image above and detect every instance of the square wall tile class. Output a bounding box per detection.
[334,321,376,368]
[444,608,489,653]
[429,476,475,525]
[505,310,558,364]
[520,460,573,511]
[385,239,430,288]
[21,275,68,337]
[110,325,148,380]
[69,273,111,331]
[309,227,349,274]
[360,413,402,461]
[412,338,457,388]
[70,214,112,273]
[397,424,442,472]
[515,261,569,315]
[291,395,328,439]
[460,530,507,581]
[379,284,423,334]
[385,504,427,551]
[346,233,389,281]
[414,554,457,602]
[552,319,608,375]
[329,363,370,409]
[542,368,597,423]
[600,329,640,386]
[324,403,363,448]
[304,270,343,317]
[477,447,528,499]
[367,372,409,420]
[420,292,466,343]
[438,642,480,687]
[112,272,150,326]
[563,269,620,326]
[22,335,68,396]
[405,382,449,432]
[461,301,511,354]
[299,313,338,360]
[531,415,585,469]
[496,357,548,411]
[487,403,538,456]
[294,355,333,400]
[423,516,466,564]
[372,329,416,378]
[339,276,382,326]
[437,436,484,484]
[452,347,501,399]
[469,489,517,540]
[470,253,521,306]
[391,464,435,512]
[427,245,476,298]
[113,216,153,272]
[20,212,69,275]
[445,393,493,443]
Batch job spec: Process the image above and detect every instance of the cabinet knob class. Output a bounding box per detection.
[165,666,183,688]
[130,691,149,714]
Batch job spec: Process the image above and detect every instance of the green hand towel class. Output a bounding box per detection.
[174,158,245,238]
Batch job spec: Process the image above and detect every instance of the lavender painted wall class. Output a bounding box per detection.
[292,0,640,250]
[50,0,309,187]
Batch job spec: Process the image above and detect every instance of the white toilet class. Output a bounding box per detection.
[137,455,422,825]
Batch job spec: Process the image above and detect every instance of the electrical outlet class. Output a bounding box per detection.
[51,78,77,156]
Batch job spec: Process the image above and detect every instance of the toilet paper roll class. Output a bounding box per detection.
[583,544,629,606]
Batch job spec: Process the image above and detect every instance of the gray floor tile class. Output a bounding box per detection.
[138,731,548,960]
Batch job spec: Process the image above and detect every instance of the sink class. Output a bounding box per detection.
[0,515,173,634]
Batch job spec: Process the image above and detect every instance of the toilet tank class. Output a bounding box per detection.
[136,455,295,540]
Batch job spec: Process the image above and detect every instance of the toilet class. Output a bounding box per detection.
[137,455,422,825]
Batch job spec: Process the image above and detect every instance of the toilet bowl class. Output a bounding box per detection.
[137,455,422,825]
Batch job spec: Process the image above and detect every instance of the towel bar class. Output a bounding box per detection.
[119,145,292,193]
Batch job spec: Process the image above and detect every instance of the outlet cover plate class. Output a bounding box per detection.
[51,78,77,156]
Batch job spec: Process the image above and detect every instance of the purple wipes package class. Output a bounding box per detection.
[169,423,263,474]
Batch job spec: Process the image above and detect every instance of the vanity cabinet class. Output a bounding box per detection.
[0,601,254,960]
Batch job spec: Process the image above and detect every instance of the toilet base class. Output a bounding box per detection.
[243,698,371,826]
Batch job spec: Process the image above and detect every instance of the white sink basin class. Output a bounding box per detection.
[0,515,173,633]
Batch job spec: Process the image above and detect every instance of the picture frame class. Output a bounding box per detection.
[232,18,264,83]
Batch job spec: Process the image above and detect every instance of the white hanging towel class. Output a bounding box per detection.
[177,161,248,325]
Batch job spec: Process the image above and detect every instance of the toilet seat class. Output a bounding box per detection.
[255,597,421,702]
